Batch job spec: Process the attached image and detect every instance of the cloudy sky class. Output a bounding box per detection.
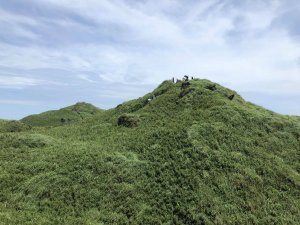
[0,0,300,119]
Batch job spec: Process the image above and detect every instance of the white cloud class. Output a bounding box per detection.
[0,99,40,105]
[0,8,40,40]
[0,73,65,88]
[77,74,96,83]
[0,43,92,71]
[0,8,38,25]
[0,75,41,88]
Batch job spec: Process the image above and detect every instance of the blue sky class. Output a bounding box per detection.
[0,0,300,119]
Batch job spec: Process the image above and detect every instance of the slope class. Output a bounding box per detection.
[0,79,299,224]
[21,102,102,127]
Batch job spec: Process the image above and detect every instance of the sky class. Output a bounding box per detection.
[0,0,300,119]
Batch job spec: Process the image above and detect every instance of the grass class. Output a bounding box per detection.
[0,79,299,224]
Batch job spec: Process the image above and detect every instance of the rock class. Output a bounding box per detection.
[228,94,235,100]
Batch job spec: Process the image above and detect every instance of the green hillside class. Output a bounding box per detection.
[0,120,31,133]
[21,102,102,127]
[0,79,299,224]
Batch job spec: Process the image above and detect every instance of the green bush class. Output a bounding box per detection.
[117,114,140,128]
[0,133,55,149]
[0,120,31,133]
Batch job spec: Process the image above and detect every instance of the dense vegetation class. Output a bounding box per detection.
[21,102,102,127]
[0,79,299,224]
[0,120,31,133]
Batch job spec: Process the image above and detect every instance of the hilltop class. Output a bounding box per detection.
[0,79,299,224]
[21,102,102,127]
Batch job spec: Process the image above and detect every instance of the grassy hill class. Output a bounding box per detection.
[21,102,102,127]
[0,79,299,224]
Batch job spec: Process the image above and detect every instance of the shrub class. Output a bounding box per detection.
[179,88,194,98]
[206,83,217,91]
[0,133,55,148]
[0,120,31,133]
[117,114,140,128]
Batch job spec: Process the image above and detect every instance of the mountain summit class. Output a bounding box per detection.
[0,79,299,224]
